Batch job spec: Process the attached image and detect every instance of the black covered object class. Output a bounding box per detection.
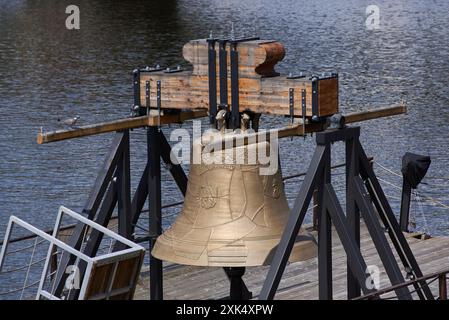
[401,152,431,189]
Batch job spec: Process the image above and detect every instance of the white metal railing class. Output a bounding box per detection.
[0,206,145,300]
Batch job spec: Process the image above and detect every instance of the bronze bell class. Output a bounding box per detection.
[152,124,317,267]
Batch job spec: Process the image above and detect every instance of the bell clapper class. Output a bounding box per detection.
[240,113,251,132]
[216,109,228,133]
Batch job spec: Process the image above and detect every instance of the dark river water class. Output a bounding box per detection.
[1,0,449,274]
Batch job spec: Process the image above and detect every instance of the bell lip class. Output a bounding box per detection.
[151,237,318,267]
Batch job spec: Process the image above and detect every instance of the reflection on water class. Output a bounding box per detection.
[0,0,448,245]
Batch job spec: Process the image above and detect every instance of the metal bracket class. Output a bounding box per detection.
[287,72,306,79]
[218,40,229,108]
[164,66,183,74]
[145,81,150,116]
[207,37,218,127]
[230,41,240,129]
[289,88,294,124]
[327,113,346,129]
[156,80,161,131]
[132,69,143,117]
[310,75,319,121]
[301,89,307,137]
[140,65,164,73]
[228,36,260,44]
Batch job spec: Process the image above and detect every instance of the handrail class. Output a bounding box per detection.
[354,268,449,300]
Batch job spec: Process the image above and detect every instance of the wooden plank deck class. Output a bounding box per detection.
[133,224,449,300]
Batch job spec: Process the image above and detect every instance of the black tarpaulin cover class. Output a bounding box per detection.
[401,152,431,189]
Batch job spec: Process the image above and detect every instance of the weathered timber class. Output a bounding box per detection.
[37,110,207,144]
[140,39,339,117]
[184,39,286,78]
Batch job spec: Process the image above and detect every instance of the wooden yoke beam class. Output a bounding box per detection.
[204,104,407,150]
[140,39,339,118]
[37,110,207,144]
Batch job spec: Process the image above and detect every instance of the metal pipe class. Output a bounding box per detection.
[355,268,449,300]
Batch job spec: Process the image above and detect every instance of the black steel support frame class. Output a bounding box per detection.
[53,130,132,298]
[147,127,163,299]
[399,179,412,232]
[259,126,433,300]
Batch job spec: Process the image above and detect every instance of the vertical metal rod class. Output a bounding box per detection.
[346,135,361,298]
[148,126,163,300]
[311,77,318,119]
[230,42,240,129]
[399,179,412,232]
[207,39,218,126]
[318,144,332,300]
[219,40,228,107]
[301,89,306,137]
[156,81,161,132]
[289,88,294,124]
[117,130,132,239]
[145,80,150,116]
[289,88,295,142]
[439,274,447,300]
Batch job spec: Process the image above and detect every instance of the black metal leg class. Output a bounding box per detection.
[148,126,163,300]
[67,180,118,299]
[318,146,332,299]
[130,131,188,232]
[131,163,149,229]
[323,184,376,295]
[223,267,247,300]
[160,133,188,195]
[400,179,412,232]
[117,130,132,239]
[357,141,433,300]
[346,136,361,298]
[87,181,118,253]
[53,131,127,296]
[353,176,412,299]
[259,145,326,300]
